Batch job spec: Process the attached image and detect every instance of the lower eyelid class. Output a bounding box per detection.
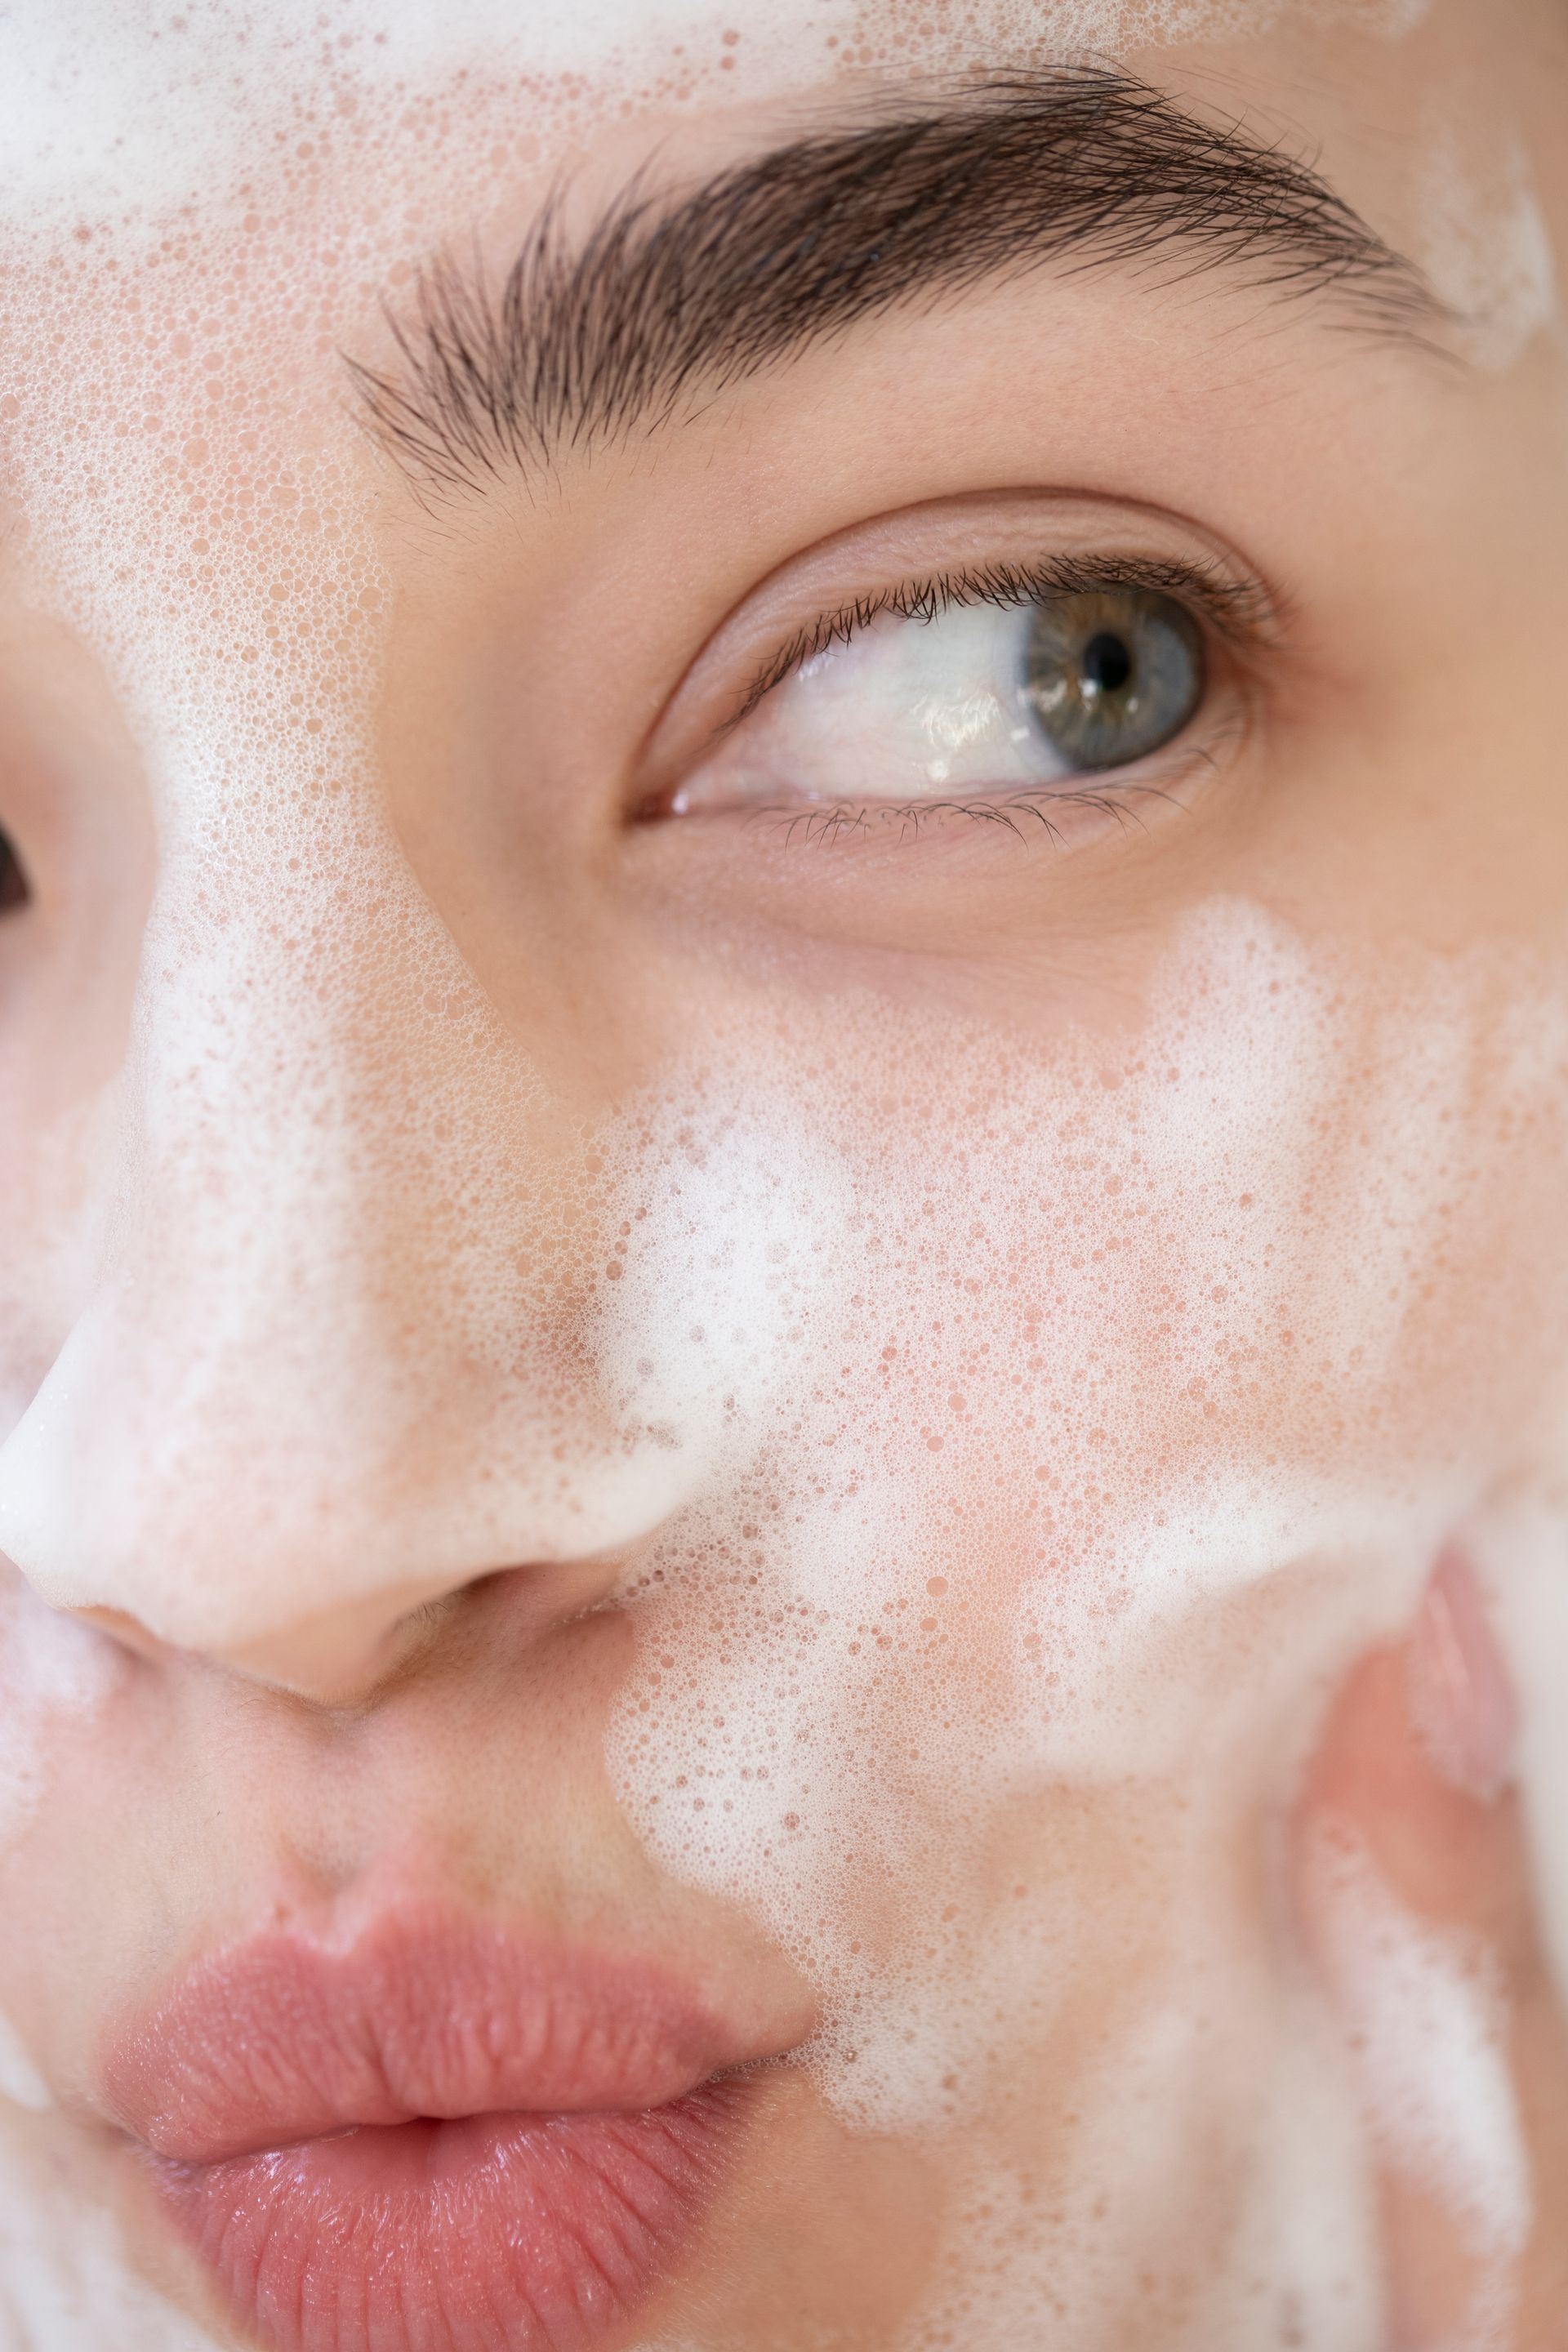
[728,744,1229,852]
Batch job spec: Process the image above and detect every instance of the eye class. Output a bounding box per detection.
[0,826,25,914]
[658,572,1217,823]
[1022,588,1204,773]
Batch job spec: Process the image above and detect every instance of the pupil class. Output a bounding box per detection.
[1083,631,1133,697]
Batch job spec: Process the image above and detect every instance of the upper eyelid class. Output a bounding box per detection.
[728,551,1285,730]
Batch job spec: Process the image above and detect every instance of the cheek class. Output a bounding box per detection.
[596,898,1568,2140]
[0,1573,122,1852]
[0,1574,126,2084]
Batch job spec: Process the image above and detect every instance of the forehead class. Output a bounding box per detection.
[0,0,1480,226]
[0,0,1549,420]
[0,0,1541,439]
[0,0,1550,735]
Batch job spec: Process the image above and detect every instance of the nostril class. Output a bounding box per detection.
[73,1590,462,1711]
[209,1578,478,1711]
[0,825,27,913]
[78,1606,170,1667]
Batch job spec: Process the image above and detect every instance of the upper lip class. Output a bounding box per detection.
[101,1906,760,2166]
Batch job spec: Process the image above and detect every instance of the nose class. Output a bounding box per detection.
[77,1545,630,1710]
[81,1584,486,1711]
[0,821,700,1705]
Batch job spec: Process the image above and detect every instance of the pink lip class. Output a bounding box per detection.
[102,1910,770,2352]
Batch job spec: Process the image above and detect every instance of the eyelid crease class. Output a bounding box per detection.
[728,551,1281,730]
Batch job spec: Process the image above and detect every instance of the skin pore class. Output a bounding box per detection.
[0,2,1566,2347]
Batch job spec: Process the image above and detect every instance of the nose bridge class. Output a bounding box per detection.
[0,813,659,1665]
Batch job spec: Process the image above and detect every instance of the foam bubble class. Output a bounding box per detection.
[0,2014,51,2116]
[596,903,1568,2341]
[0,0,1443,238]
[0,1574,120,1844]
[1308,1833,1531,2346]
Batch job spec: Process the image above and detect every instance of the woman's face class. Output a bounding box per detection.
[1,2,1566,2346]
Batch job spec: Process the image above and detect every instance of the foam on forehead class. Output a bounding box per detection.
[0,0,1436,231]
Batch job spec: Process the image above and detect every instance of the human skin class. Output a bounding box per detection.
[0,1,1567,2347]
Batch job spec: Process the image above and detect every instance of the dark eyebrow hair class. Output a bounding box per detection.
[348,65,1440,501]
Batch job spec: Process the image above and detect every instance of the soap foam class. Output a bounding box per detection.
[0,1572,119,1845]
[1411,125,1560,370]
[597,903,1568,2342]
[0,2106,221,2352]
[1308,1831,1531,2348]
[0,2011,52,2117]
[0,0,1441,241]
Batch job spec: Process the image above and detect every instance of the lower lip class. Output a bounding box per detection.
[150,2080,748,2352]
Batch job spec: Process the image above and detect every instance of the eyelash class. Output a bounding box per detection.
[752,774,1216,850]
[732,549,1275,728]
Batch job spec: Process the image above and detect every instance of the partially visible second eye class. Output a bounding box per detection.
[1022,589,1204,773]
[0,827,25,914]
[664,575,1214,822]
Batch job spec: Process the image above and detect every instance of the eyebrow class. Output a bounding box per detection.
[348,65,1441,501]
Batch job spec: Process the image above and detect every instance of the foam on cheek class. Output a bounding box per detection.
[600,902,1568,2342]
[0,1576,120,1847]
[1309,1832,1531,2343]
[1466,1494,1568,2013]
[0,7,1552,2345]
[0,0,1530,1657]
[0,2013,51,2116]
[0,1580,120,2126]
[0,2107,223,2352]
